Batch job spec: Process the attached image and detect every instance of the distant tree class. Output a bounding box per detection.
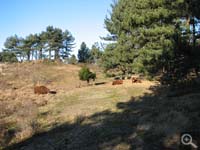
[20,34,38,61]
[3,35,22,60]
[78,42,90,63]
[0,51,18,63]
[34,33,46,60]
[3,26,75,62]
[4,35,20,51]
[44,26,63,60]
[90,42,103,64]
[60,30,75,59]
[42,26,75,60]
[67,54,77,64]
[79,66,96,84]
[53,28,63,60]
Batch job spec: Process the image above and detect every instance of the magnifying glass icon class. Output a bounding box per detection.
[181,133,198,149]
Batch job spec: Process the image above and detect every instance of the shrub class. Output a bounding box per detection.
[79,66,96,83]
[89,72,96,81]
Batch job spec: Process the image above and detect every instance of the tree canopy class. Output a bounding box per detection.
[103,0,200,84]
[89,42,103,64]
[78,42,90,63]
[3,26,75,62]
[0,51,18,63]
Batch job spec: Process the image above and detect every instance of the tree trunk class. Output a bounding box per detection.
[54,50,59,60]
[39,49,42,59]
[31,51,34,60]
[35,51,38,60]
[27,51,30,61]
[162,66,165,74]
[192,17,196,49]
[19,53,22,62]
[49,50,51,60]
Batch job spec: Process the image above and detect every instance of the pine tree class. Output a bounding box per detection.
[60,30,75,59]
[78,42,90,63]
[90,42,102,64]
[36,32,46,60]
[3,35,22,60]
[0,51,18,63]
[103,0,200,83]
[20,34,38,61]
[2,26,75,62]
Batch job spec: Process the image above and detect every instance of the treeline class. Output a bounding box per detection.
[102,0,200,84]
[1,0,200,85]
[0,26,103,64]
[77,42,103,64]
[1,26,75,62]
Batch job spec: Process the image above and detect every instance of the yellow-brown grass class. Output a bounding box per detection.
[0,62,158,149]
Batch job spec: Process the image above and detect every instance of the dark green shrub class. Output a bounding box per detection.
[89,72,96,81]
[79,66,96,83]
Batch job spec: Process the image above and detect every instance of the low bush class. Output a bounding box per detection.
[79,66,96,83]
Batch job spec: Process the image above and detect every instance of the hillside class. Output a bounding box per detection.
[0,62,200,150]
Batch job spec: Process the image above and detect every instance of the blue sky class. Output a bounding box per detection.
[0,0,112,55]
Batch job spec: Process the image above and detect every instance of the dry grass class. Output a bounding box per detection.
[0,61,161,150]
[1,61,199,150]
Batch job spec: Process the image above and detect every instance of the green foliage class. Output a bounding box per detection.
[3,35,22,59]
[4,35,20,50]
[67,54,77,64]
[103,0,200,84]
[44,26,63,60]
[21,34,37,61]
[60,30,75,59]
[78,42,90,63]
[101,43,119,71]
[79,66,96,83]
[89,72,96,81]
[0,51,18,63]
[89,42,103,64]
[103,0,179,75]
[3,26,75,62]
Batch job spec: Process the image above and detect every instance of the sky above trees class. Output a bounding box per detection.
[0,0,112,55]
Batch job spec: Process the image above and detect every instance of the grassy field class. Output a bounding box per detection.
[0,62,200,150]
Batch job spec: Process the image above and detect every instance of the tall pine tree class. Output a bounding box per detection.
[103,0,200,83]
[78,42,90,63]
